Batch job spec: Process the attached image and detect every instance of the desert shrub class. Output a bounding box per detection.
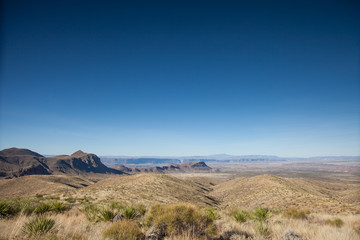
[103,219,144,240]
[252,207,271,222]
[83,204,99,222]
[23,216,55,237]
[20,199,37,215]
[325,218,344,228]
[136,204,147,217]
[255,222,271,237]
[146,203,215,237]
[232,210,248,223]
[34,202,52,215]
[100,208,116,221]
[283,208,309,219]
[0,200,21,218]
[51,201,70,213]
[122,206,137,219]
[35,194,43,199]
[65,196,76,203]
[205,208,220,220]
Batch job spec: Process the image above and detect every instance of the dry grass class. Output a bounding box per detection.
[211,174,360,214]
[0,173,359,239]
[73,173,218,207]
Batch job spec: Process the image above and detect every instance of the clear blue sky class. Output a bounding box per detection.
[1,0,359,157]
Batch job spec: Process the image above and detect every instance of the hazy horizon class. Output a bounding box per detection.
[1,0,359,157]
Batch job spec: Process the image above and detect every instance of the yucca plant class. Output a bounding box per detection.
[51,201,70,213]
[233,210,248,223]
[99,208,116,221]
[34,202,52,215]
[23,216,55,237]
[123,206,137,219]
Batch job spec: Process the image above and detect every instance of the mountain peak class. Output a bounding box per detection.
[71,150,86,157]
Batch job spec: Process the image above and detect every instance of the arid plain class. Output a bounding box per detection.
[0,148,359,240]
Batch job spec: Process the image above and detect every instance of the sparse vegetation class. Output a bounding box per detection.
[325,218,345,227]
[252,206,271,222]
[34,202,52,215]
[283,208,310,219]
[23,216,55,237]
[0,199,21,218]
[232,209,248,223]
[51,201,70,213]
[100,208,116,221]
[103,219,144,240]
[146,203,216,237]
[122,206,137,219]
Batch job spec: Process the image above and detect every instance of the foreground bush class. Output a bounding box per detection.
[283,208,309,219]
[0,200,21,218]
[146,203,216,237]
[103,219,144,240]
[23,216,55,237]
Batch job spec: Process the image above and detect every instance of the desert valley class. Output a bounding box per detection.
[0,147,359,240]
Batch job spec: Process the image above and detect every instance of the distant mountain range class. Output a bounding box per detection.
[100,154,284,166]
[0,148,213,178]
[112,161,213,174]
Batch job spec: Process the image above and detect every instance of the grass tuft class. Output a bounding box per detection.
[23,216,55,237]
[232,209,248,223]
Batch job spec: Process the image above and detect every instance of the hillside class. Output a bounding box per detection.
[211,174,360,213]
[73,173,218,207]
[0,174,100,198]
[112,161,212,173]
[0,148,124,178]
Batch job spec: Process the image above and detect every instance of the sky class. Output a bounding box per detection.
[1,0,359,157]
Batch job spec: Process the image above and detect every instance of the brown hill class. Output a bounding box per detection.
[0,174,104,198]
[0,148,51,178]
[74,173,218,207]
[112,161,212,173]
[45,150,123,175]
[0,148,124,178]
[211,174,360,213]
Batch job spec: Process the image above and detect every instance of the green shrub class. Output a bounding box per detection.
[23,216,55,237]
[205,208,220,220]
[146,203,215,237]
[34,202,52,215]
[99,208,116,221]
[20,199,37,215]
[252,207,271,222]
[51,201,70,213]
[83,204,100,222]
[0,200,21,218]
[233,210,248,223]
[65,197,76,203]
[122,206,137,219]
[103,219,144,240]
[325,218,344,228]
[136,204,147,217]
[283,208,309,219]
